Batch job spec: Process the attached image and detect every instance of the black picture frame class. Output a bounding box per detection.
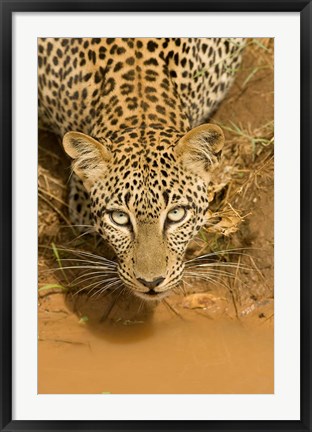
[1,0,311,431]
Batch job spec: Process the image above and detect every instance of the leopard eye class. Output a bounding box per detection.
[110,211,130,226]
[167,207,186,223]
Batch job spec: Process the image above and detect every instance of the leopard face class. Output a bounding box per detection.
[63,124,224,300]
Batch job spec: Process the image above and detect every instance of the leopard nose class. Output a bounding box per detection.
[137,277,165,289]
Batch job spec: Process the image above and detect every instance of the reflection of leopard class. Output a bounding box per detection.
[38,37,244,300]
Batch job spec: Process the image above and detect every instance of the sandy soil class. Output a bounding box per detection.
[38,38,274,394]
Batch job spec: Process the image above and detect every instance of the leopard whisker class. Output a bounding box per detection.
[184,267,236,277]
[186,262,251,271]
[52,265,117,272]
[188,269,246,286]
[70,270,119,286]
[56,247,117,266]
[71,274,119,290]
[137,298,145,314]
[67,229,96,244]
[184,271,231,291]
[182,279,192,287]
[42,265,116,275]
[185,248,257,264]
[185,268,237,279]
[60,224,94,229]
[84,280,107,296]
[92,280,124,299]
[74,277,120,296]
[59,257,117,269]
[179,281,187,296]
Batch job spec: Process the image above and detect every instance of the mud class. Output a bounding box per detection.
[39,292,273,394]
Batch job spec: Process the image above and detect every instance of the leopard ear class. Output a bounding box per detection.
[175,123,224,180]
[63,131,111,190]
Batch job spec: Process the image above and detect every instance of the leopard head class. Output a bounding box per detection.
[63,124,224,300]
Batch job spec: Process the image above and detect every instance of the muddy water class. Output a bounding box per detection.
[38,292,273,394]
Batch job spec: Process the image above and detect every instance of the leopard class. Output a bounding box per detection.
[38,37,245,301]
